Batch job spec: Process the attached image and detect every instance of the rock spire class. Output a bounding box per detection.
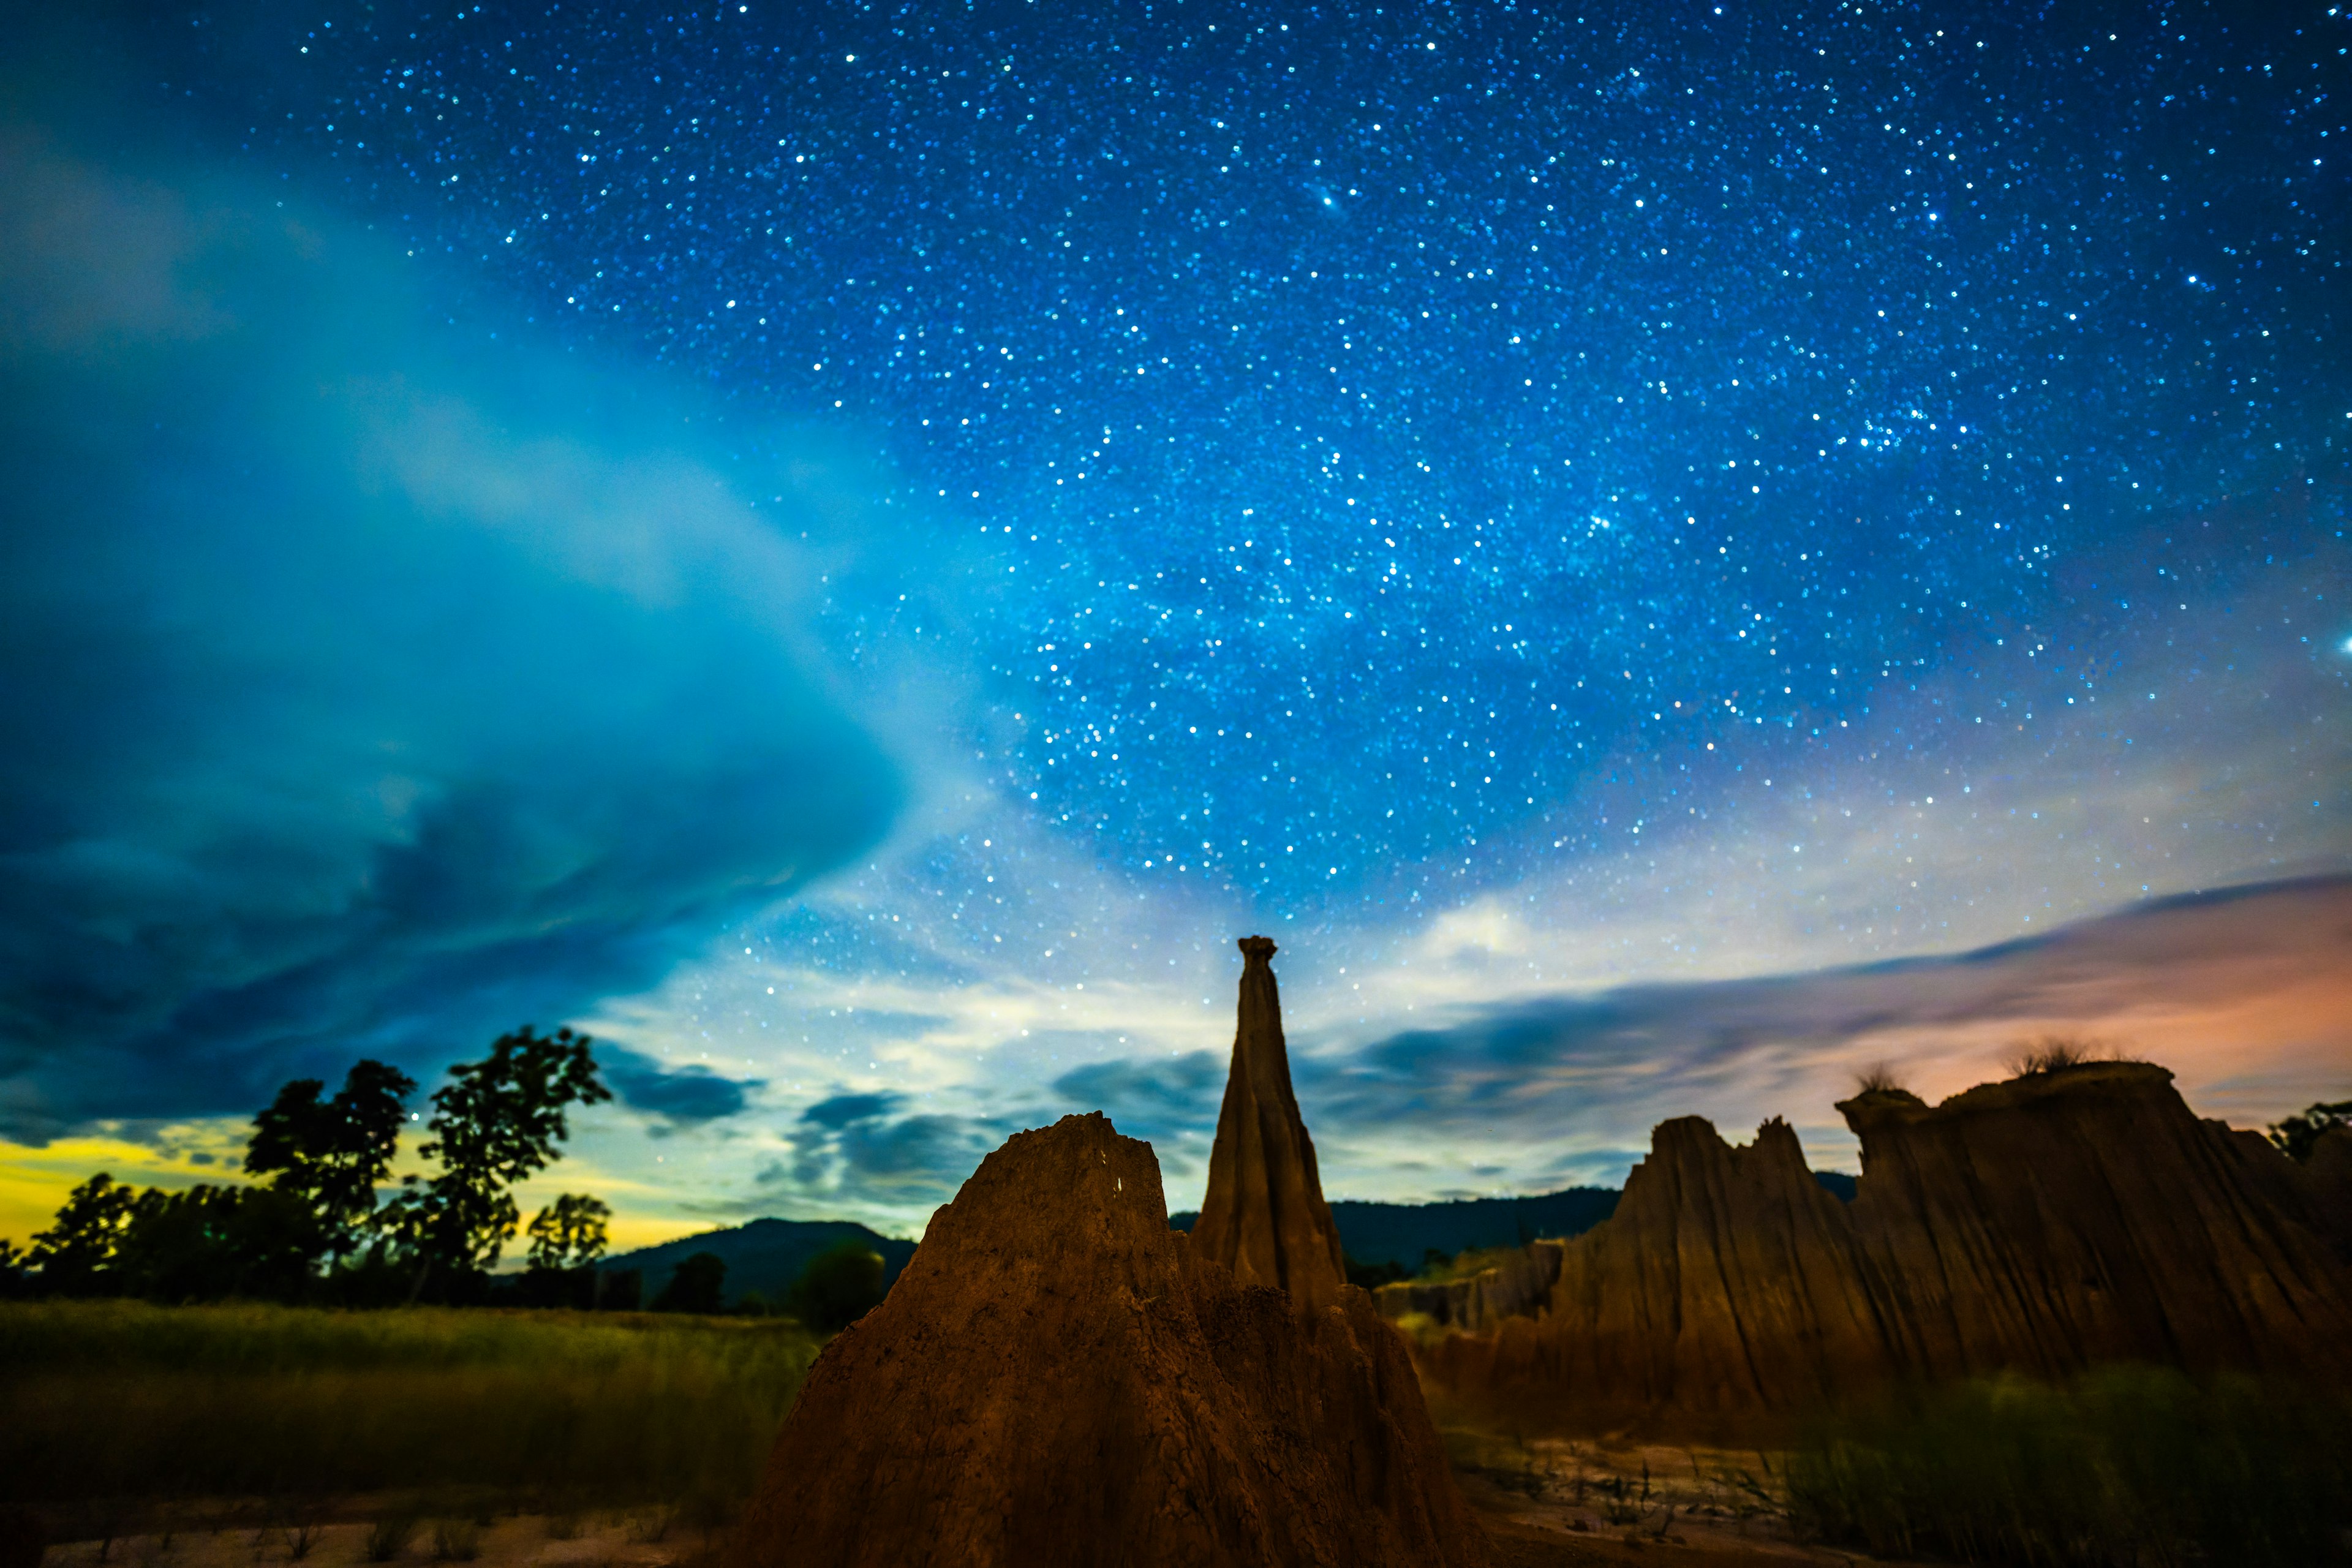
[1189,935,1349,1313]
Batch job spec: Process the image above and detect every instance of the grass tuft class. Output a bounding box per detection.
[2004,1035,2111,1077]
[363,1513,420,1562]
[1853,1061,1907,1095]
[428,1519,480,1563]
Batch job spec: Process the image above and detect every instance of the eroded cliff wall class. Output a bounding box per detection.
[1411,1063,2352,1428]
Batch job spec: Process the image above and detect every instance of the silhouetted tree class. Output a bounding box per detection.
[245,1058,417,1265]
[2268,1099,2352,1164]
[26,1175,328,1302]
[654,1251,728,1314]
[519,1193,613,1308]
[111,1184,320,1302]
[526,1193,613,1272]
[26,1175,139,1294]
[383,1026,610,1301]
[785,1242,885,1332]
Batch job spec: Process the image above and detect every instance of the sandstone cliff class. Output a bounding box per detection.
[733,1113,1487,1568]
[1412,1062,2352,1429]
[1838,1063,2352,1384]
[1189,935,1350,1313]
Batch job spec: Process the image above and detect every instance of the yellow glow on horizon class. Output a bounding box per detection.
[0,1128,252,1248]
[2,1129,732,1257]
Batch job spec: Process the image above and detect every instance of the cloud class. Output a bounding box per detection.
[800,1092,903,1129]
[1050,1049,1225,1145]
[764,1100,1003,1210]
[603,1049,762,1127]
[0,125,910,1140]
[1310,873,2352,1180]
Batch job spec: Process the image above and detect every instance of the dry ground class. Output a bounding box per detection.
[37,1512,716,1568]
[1452,1431,1928,1567]
[31,1438,1929,1568]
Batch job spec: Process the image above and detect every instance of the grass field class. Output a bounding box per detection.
[0,1301,820,1521]
[1784,1366,2352,1567]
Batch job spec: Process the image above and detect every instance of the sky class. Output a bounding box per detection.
[2,0,2347,1249]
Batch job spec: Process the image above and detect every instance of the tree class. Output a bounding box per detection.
[385,1025,611,1300]
[653,1251,728,1314]
[107,1184,319,1303]
[245,1059,417,1264]
[26,1174,140,1294]
[2268,1099,2352,1164]
[525,1193,612,1272]
[785,1242,886,1332]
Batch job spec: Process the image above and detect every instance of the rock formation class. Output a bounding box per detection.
[732,1112,1487,1568]
[1839,1063,2352,1384]
[1410,1061,2352,1429]
[1188,935,1350,1313]
[1374,1241,1566,1335]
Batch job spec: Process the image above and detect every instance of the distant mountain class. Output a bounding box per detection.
[611,1175,1861,1305]
[1171,1174,1855,1271]
[1172,1187,1618,1269]
[603,1217,918,1306]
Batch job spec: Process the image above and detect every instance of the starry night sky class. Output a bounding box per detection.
[2,0,2348,1242]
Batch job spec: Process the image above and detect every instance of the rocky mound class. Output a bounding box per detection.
[731,1112,1487,1568]
[1415,1062,2352,1428]
[1189,935,1349,1313]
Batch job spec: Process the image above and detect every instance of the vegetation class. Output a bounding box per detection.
[0,1300,817,1512]
[653,1251,729,1315]
[524,1194,612,1273]
[381,1027,611,1302]
[783,1242,887,1332]
[10,1028,613,1307]
[1408,1244,1525,1286]
[2003,1035,2113,1077]
[1786,1366,2352,1566]
[2267,1099,2352,1164]
[246,1060,417,1268]
[1853,1061,1910,1095]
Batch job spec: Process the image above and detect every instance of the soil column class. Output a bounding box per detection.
[1189,935,1348,1313]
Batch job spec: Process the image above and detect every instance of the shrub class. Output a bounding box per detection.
[785,1243,886,1333]
[651,1253,728,1315]
[2267,1099,2352,1164]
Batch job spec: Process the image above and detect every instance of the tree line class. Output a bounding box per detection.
[1,1025,620,1307]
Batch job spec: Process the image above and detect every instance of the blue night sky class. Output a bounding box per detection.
[2,0,2347,1243]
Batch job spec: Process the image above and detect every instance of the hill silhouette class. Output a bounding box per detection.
[603,1218,915,1308]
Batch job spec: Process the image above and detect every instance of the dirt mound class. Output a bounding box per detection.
[1189,935,1349,1313]
[1418,1062,2352,1428]
[731,1112,1487,1568]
